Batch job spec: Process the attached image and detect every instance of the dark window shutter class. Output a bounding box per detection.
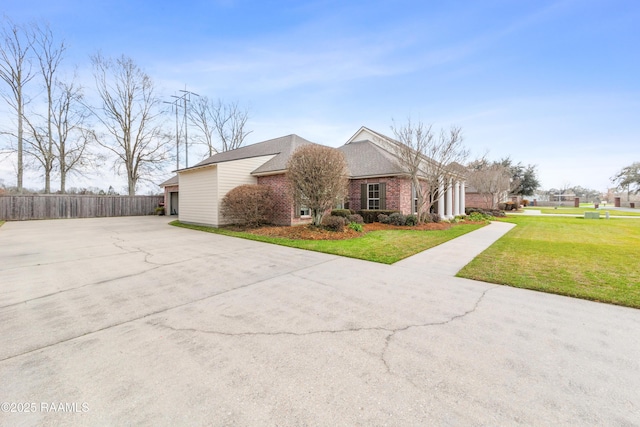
[294,201,300,218]
[380,182,387,210]
[360,183,367,209]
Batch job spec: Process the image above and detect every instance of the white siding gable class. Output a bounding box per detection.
[178,165,218,226]
[349,127,399,157]
[348,128,378,143]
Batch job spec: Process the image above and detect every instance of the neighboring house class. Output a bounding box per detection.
[160,126,468,227]
[464,184,511,210]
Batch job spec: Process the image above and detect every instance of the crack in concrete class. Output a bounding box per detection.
[379,285,497,375]
[110,233,168,267]
[0,258,340,363]
[148,285,497,378]
[149,321,392,337]
[283,271,497,376]
[0,265,163,310]
[0,239,284,311]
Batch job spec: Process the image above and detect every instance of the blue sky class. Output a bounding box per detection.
[1,0,639,193]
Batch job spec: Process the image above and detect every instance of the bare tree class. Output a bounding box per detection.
[23,114,56,191]
[467,160,513,209]
[53,79,93,193]
[189,96,251,157]
[89,53,170,195]
[0,18,35,192]
[23,22,66,193]
[286,144,349,226]
[390,119,468,222]
[188,96,216,157]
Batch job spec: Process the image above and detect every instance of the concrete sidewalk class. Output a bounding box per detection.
[395,221,516,275]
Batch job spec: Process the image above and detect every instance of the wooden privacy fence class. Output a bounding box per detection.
[0,195,164,221]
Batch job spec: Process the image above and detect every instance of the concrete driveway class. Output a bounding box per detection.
[1,217,639,426]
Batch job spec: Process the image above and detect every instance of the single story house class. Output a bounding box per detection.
[160,126,467,227]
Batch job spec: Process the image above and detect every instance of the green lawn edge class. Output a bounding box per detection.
[457,215,640,309]
[522,207,640,216]
[170,220,485,264]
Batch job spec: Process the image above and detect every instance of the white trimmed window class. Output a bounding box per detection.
[368,183,380,210]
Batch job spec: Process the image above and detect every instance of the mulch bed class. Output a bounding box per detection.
[233,221,460,241]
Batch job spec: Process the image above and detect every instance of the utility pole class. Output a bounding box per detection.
[179,87,199,168]
[168,86,199,169]
[163,99,180,170]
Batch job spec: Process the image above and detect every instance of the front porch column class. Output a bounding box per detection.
[438,176,445,219]
[445,177,453,219]
[453,180,460,216]
[460,181,466,214]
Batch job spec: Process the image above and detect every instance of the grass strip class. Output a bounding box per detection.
[523,207,640,216]
[171,220,484,264]
[458,216,640,309]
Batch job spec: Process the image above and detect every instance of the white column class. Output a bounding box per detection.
[445,178,453,219]
[438,176,445,219]
[453,181,460,216]
[460,181,466,215]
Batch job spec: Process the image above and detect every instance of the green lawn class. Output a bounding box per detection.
[523,206,640,216]
[171,220,485,264]
[458,216,640,308]
[0,221,4,227]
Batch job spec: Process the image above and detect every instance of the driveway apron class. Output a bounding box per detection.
[1,217,638,426]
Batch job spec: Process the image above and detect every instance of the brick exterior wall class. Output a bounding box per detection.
[257,174,311,226]
[347,177,413,214]
[465,192,493,209]
[168,175,470,224]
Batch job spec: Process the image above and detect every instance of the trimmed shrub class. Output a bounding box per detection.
[465,207,505,218]
[405,214,418,226]
[358,209,400,223]
[331,209,353,218]
[422,212,441,223]
[378,214,390,224]
[346,214,364,224]
[348,222,363,232]
[522,199,529,207]
[221,184,275,227]
[387,212,406,226]
[322,215,345,232]
[468,211,490,221]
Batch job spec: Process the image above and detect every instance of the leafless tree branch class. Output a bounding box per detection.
[390,118,468,221]
[286,144,349,226]
[0,17,35,192]
[88,53,170,195]
[188,97,252,157]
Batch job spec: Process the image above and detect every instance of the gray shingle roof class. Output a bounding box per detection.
[251,135,318,175]
[185,134,316,172]
[338,140,406,178]
[159,174,178,186]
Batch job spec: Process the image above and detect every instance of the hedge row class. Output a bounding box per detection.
[356,209,400,223]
